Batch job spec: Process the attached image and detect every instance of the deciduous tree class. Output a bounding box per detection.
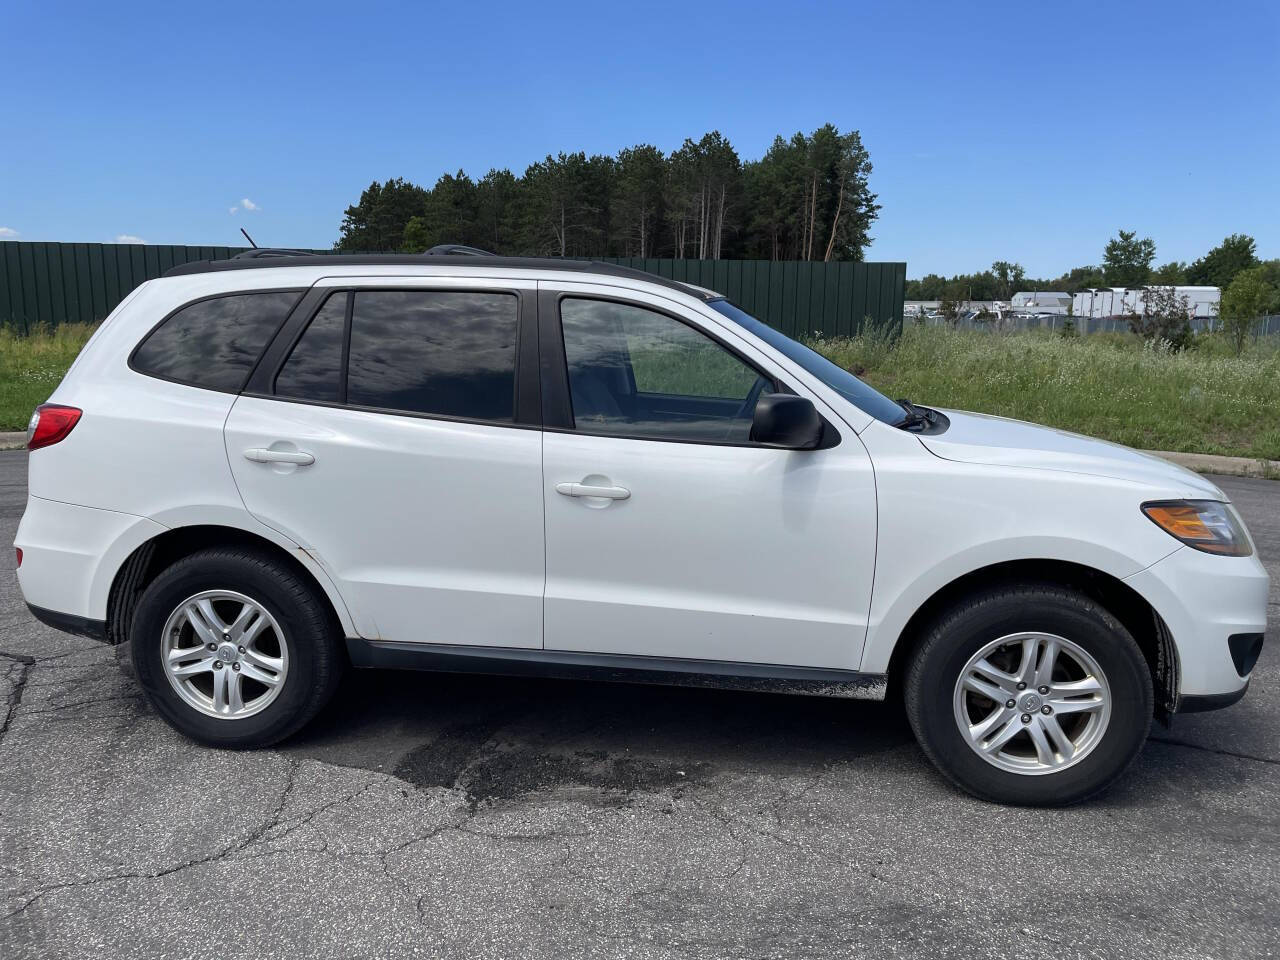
[1219,265,1273,354]
[1128,285,1192,350]
[1186,234,1259,288]
[1051,265,1107,293]
[1150,261,1187,284]
[1103,230,1156,287]
[991,261,1026,300]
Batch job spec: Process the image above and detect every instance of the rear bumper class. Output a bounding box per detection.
[15,494,165,622]
[26,603,107,643]
[1124,544,1269,708]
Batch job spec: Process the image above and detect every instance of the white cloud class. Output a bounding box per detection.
[229,206,239,215]
[0,226,18,238]
[229,197,260,215]
[241,197,259,211]
[115,234,145,244]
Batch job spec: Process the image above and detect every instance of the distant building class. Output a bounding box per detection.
[1072,286,1220,320]
[1011,291,1072,313]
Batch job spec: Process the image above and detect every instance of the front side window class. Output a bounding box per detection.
[132,290,300,392]
[560,298,773,443]
[345,290,518,421]
[707,298,907,426]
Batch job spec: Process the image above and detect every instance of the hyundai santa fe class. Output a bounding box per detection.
[14,253,1268,805]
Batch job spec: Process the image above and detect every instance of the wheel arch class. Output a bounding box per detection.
[105,524,359,649]
[880,558,1179,722]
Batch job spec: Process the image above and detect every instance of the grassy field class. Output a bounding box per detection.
[0,324,97,433]
[1,322,1278,460]
[814,325,1280,461]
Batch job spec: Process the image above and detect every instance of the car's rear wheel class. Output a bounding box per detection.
[904,584,1153,805]
[131,547,343,747]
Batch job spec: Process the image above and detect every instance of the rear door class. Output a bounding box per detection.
[539,282,878,670]
[225,275,544,647]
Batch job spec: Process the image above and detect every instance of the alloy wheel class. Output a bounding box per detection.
[161,590,289,720]
[952,632,1111,775]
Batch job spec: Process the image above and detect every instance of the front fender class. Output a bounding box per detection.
[857,536,1178,674]
[856,426,1186,675]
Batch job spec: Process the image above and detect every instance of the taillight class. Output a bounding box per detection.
[14,548,21,568]
[27,404,82,451]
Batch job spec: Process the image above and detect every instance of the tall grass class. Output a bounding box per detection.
[0,324,98,431]
[812,326,1280,460]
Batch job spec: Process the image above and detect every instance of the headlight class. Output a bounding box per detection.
[1142,500,1252,556]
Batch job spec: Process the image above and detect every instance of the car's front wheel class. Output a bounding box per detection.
[904,584,1153,805]
[130,547,343,747]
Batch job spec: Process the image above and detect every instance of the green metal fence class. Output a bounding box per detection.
[599,258,906,339]
[0,241,905,338]
[0,242,264,333]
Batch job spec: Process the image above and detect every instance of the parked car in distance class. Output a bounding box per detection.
[15,253,1268,805]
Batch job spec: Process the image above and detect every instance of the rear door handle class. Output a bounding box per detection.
[555,481,630,500]
[244,447,315,466]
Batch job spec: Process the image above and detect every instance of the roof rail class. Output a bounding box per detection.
[160,253,721,302]
[231,248,322,260]
[422,244,496,257]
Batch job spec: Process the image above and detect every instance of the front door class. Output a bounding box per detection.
[225,278,544,647]
[540,284,877,670]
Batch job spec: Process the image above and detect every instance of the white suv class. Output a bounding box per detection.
[14,254,1268,805]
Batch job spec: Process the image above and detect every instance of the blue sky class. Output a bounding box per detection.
[1,0,1276,277]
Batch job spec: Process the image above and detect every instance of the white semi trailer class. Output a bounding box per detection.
[1072,286,1220,320]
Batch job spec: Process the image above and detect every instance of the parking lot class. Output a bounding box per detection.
[0,447,1275,959]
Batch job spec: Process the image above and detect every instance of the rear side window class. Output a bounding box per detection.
[275,292,347,403]
[132,291,300,392]
[345,290,518,421]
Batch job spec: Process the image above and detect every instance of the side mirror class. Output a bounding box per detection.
[750,394,823,449]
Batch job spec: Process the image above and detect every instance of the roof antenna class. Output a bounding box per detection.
[239,227,258,248]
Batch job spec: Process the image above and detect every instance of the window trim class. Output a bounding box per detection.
[127,288,307,394]
[245,284,540,431]
[541,289,839,450]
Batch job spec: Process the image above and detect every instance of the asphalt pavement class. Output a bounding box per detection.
[1,449,1276,959]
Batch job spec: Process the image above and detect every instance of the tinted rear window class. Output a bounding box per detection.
[345,290,518,421]
[275,292,347,403]
[133,291,300,392]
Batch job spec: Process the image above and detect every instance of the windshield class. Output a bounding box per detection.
[707,299,906,426]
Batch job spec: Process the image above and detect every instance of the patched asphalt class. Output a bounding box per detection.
[1,449,1276,959]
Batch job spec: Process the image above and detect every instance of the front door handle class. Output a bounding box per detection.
[244,447,315,466]
[555,481,630,500]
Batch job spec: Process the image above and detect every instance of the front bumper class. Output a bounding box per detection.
[1178,682,1251,713]
[1124,543,1269,710]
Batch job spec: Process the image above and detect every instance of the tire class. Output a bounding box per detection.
[904,583,1153,806]
[130,547,343,748]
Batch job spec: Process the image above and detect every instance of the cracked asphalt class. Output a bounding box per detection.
[1,448,1276,960]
